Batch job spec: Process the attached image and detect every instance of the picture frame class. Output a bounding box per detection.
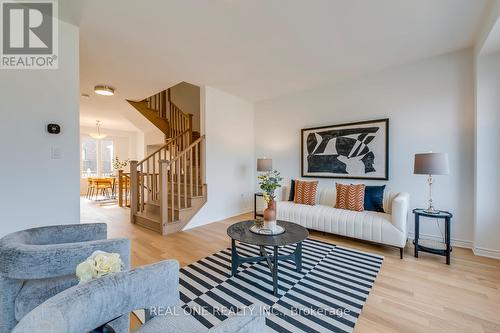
[301,118,389,180]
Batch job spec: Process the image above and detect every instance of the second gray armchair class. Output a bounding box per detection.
[0,223,130,333]
[13,260,266,333]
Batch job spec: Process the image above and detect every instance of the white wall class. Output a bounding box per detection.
[143,129,165,155]
[475,53,500,259]
[473,4,500,260]
[170,82,201,132]
[254,49,475,247]
[0,21,80,237]
[186,86,255,229]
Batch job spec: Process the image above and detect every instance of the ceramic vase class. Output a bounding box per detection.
[263,200,277,232]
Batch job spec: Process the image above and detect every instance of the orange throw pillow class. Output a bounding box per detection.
[294,180,318,205]
[335,183,366,212]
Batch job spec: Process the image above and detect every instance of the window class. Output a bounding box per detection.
[101,140,114,177]
[82,138,98,178]
[81,137,114,178]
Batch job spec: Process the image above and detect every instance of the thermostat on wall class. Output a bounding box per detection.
[47,124,61,134]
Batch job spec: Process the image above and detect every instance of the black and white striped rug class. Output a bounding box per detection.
[178,238,383,333]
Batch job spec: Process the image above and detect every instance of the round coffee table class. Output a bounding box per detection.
[226,220,309,296]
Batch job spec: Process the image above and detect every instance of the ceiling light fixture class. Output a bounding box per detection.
[94,85,115,96]
[89,120,107,139]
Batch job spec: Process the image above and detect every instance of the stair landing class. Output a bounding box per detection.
[133,184,207,235]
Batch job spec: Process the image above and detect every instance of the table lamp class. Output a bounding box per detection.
[414,152,449,214]
[257,158,272,172]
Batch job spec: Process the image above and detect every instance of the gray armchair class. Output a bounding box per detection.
[13,260,266,333]
[0,223,130,333]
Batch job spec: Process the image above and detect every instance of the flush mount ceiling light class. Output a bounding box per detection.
[89,120,107,139]
[94,85,115,96]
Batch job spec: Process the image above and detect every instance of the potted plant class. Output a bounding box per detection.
[112,157,129,175]
[257,169,283,232]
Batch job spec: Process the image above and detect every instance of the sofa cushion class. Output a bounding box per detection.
[294,180,318,205]
[281,185,399,214]
[364,185,386,212]
[15,274,78,321]
[288,179,296,201]
[276,201,406,247]
[335,183,365,212]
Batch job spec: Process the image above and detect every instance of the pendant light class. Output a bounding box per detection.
[89,120,107,139]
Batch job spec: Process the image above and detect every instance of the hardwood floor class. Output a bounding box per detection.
[81,198,500,333]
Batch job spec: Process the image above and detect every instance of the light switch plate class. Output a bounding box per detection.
[51,147,61,159]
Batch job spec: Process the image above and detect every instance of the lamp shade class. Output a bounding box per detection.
[257,158,272,172]
[414,153,449,175]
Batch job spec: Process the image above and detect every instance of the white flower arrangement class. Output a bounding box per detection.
[76,251,124,284]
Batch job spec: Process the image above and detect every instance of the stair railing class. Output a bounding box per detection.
[169,101,193,140]
[145,91,193,141]
[159,135,205,225]
[130,129,192,222]
[145,90,168,119]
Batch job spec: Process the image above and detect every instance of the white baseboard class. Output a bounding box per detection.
[473,247,500,260]
[407,232,500,260]
[407,232,473,249]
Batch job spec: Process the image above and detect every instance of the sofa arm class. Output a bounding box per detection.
[0,238,130,280]
[391,192,410,234]
[12,260,180,333]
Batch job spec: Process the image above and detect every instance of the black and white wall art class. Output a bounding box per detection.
[301,119,389,180]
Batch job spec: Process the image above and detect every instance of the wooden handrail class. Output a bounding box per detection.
[137,128,190,166]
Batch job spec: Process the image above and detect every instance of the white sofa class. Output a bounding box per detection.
[277,186,410,258]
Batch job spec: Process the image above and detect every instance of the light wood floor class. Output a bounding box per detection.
[81,198,500,333]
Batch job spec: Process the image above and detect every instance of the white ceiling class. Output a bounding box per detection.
[76,0,490,131]
[480,17,500,55]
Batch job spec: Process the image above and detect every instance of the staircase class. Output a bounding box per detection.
[127,90,206,235]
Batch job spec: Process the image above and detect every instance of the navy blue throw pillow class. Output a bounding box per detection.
[288,179,296,201]
[364,185,386,212]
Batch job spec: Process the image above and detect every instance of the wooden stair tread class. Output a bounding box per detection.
[135,210,160,221]
[145,200,193,212]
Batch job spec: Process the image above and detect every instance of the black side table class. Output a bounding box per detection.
[254,193,264,219]
[413,209,453,265]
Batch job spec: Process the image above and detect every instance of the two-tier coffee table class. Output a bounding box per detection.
[226,220,308,296]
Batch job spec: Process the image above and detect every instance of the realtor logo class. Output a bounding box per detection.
[1,0,58,69]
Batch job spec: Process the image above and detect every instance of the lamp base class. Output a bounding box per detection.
[424,207,440,214]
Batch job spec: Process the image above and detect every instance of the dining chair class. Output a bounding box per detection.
[86,178,94,199]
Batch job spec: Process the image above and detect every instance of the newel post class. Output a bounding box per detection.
[159,160,170,234]
[130,160,138,224]
[118,170,124,207]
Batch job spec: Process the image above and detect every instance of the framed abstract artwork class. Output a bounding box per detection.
[301,119,389,180]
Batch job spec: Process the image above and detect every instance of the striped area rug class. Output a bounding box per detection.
[179,238,383,333]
